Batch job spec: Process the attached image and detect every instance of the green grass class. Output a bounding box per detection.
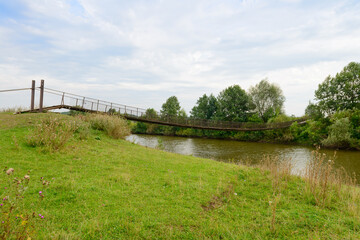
[0,113,359,239]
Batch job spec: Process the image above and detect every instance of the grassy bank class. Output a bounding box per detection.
[0,112,359,239]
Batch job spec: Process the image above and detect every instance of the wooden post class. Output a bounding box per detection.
[82,97,85,108]
[39,80,44,112]
[31,80,35,111]
[96,100,99,112]
[61,92,65,105]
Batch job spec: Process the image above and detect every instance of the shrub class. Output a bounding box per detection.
[86,114,130,139]
[132,122,147,134]
[267,114,295,123]
[27,117,75,151]
[321,118,355,149]
[26,116,90,151]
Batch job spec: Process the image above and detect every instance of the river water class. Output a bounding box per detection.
[126,134,360,180]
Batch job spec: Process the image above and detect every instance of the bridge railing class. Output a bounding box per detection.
[41,87,148,116]
[136,114,307,130]
[41,87,307,130]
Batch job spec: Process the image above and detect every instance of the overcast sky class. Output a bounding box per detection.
[1,0,360,116]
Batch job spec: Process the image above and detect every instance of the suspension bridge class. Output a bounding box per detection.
[1,80,307,131]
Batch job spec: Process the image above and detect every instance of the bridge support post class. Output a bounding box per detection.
[39,80,44,112]
[31,80,35,111]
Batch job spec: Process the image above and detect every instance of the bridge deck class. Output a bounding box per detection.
[20,105,307,132]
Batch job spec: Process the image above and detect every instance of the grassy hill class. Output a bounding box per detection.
[0,112,359,239]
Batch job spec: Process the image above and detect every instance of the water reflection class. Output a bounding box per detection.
[127,134,360,180]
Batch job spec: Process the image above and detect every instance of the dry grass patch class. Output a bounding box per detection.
[82,114,130,139]
[26,116,89,151]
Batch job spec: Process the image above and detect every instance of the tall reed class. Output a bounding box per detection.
[257,156,293,232]
[83,114,130,139]
[304,148,359,211]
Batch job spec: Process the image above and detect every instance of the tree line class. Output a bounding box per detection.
[155,78,285,123]
[132,62,360,150]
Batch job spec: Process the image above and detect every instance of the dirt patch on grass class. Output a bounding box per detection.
[201,184,234,211]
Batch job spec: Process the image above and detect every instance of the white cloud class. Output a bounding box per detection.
[0,0,360,115]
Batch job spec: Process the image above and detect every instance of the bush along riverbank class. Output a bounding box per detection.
[0,111,360,239]
[131,108,360,150]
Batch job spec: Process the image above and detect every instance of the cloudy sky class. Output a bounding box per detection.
[0,0,360,116]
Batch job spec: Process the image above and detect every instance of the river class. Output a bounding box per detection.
[126,134,360,180]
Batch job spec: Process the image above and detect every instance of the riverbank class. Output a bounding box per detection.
[1,112,359,239]
[131,112,360,151]
[127,134,360,181]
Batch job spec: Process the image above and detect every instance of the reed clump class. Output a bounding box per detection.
[27,117,76,151]
[258,155,293,194]
[83,114,130,139]
[304,148,360,215]
[256,156,293,233]
[26,116,89,151]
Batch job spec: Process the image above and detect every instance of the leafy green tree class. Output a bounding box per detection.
[178,108,188,119]
[216,85,252,122]
[305,101,323,120]
[190,94,217,119]
[249,79,285,122]
[160,96,181,117]
[315,62,360,114]
[145,108,158,119]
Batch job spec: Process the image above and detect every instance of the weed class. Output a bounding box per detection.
[11,135,20,151]
[269,193,281,233]
[256,156,292,232]
[0,107,25,113]
[0,167,49,239]
[304,149,337,207]
[156,137,164,150]
[26,117,75,151]
[258,155,293,194]
[26,116,88,151]
[84,114,130,139]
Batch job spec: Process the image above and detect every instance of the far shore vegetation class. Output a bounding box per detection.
[0,112,360,239]
[132,62,360,150]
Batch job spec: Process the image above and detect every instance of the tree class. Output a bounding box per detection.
[216,85,252,122]
[145,108,158,119]
[160,96,181,117]
[305,101,323,120]
[315,62,360,114]
[249,79,285,122]
[190,94,217,119]
[178,108,188,120]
